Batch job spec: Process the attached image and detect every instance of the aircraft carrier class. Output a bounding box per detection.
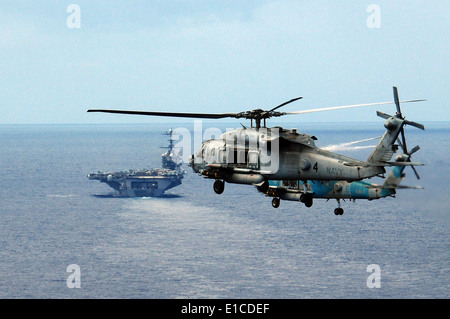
[88,129,186,197]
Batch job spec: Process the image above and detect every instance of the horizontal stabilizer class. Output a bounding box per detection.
[396,185,424,189]
[366,184,424,190]
[384,161,424,167]
[344,161,424,167]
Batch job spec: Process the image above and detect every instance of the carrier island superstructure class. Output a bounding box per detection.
[88,129,186,197]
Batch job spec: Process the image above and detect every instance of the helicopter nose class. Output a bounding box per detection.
[189,154,200,172]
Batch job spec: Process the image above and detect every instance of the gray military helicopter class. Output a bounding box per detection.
[88,87,425,196]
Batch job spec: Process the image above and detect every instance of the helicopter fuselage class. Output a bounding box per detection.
[189,127,384,185]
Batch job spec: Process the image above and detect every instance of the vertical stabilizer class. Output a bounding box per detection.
[380,146,422,197]
[382,164,405,189]
[366,117,403,163]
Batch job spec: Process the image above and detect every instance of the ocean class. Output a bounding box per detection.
[0,121,448,299]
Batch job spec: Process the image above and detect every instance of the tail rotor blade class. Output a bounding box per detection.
[400,127,408,154]
[396,137,404,151]
[393,87,425,130]
[409,145,420,155]
[406,145,421,180]
[377,111,391,119]
[393,86,402,118]
[411,165,421,180]
[391,87,423,178]
[404,120,425,130]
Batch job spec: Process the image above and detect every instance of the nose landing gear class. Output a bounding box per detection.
[213,179,225,194]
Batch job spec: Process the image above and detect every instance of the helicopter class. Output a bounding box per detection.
[260,142,423,215]
[88,87,425,196]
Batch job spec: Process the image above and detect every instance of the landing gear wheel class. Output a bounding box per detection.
[305,198,313,208]
[272,198,280,208]
[301,193,313,208]
[213,180,225,194]
[300,193,307,203]
[334,208,344,215]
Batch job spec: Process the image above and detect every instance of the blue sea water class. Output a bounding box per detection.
[0,122,448,299]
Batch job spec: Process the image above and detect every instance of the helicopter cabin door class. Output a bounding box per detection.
[225,147,259,169]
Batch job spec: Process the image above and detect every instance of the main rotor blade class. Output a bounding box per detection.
[285,99,425,115]
[87,109,238,119]
[268,97,303,113]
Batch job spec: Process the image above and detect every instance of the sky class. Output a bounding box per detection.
[0,0,448,124]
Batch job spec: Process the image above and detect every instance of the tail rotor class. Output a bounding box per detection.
[393,87,423,180]
[377,86,425,179]
[404,145,421,180]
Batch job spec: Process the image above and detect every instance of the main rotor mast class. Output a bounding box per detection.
[236,109,285,129]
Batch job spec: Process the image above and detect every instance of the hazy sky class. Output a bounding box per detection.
[0,1,448,124]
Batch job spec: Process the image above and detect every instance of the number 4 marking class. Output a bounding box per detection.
[313,162,318,172]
